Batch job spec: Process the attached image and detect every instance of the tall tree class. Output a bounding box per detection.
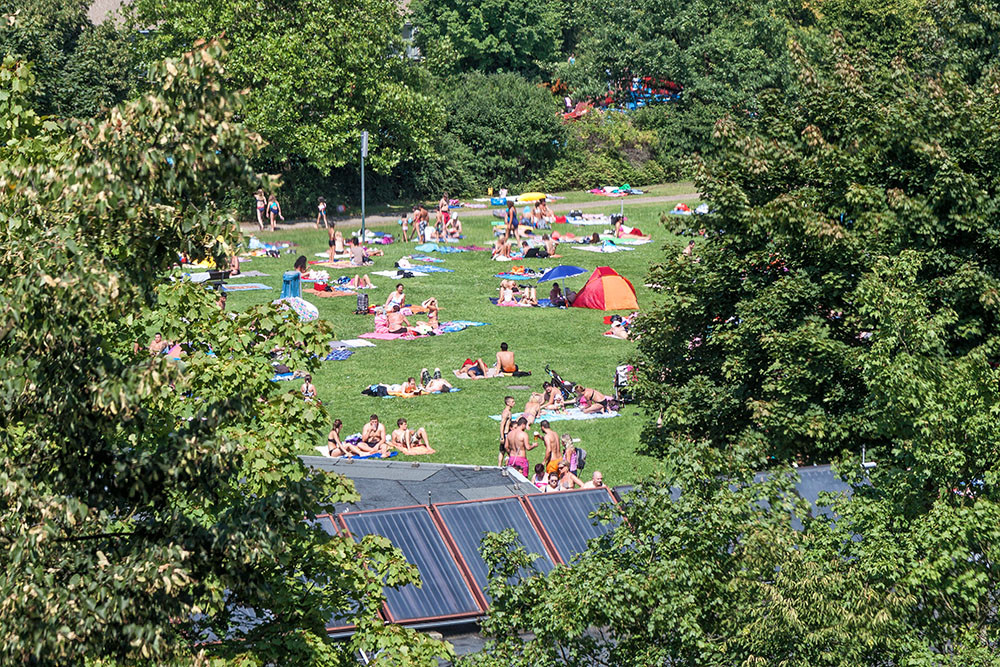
[0,44,447,664]
[129,0,443,175]
[0,0,138,118]
[410,0,565,78]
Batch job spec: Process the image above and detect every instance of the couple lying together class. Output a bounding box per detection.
[454,342,525,378]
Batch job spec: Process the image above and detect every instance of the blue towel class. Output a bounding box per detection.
[270,372,296,382]
[323,349,354,361]
[489,298,556,307]
[415,266,454,273]
[494,273,539,281]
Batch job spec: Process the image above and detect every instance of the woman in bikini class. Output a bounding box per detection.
[574,384,611,413]
[422,298,439,329]
[316,197,329,229]
[254,190,267,230]
[334,230,347,254]
[267,195,284,232]
[556,460,585,490]
[300,374,317,401]
[521,392,543,426]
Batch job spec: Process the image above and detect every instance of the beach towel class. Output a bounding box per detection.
[314,252,351,260]
[380,387,461,398]
[311,287,357,298]
[570,245,635,253]
[359,331,428,340]
[439,320,488,331]
[323,348,354,361]
[222,283,272,291]
[329,338,377,348]
[410,255,445,263]
[566,216,612,226]
[489,298,556,308]
[271,372,296,382]
[309,260,356,269]
[413,266,454,273]
[372,270,430,278]
[489,408,619,422]
[495,272,542,280]
[227,270,271,279]
[313,446,399,460]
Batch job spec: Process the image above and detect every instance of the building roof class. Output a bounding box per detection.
[299,456,538,512]
[89,0,126,24]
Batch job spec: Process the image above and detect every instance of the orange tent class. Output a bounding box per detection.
[572,266,638,310]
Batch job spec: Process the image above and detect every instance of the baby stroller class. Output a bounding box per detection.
[544,365,577,399]
[614,364,635,404]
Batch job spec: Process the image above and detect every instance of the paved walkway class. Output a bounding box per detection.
[240,192,700,232]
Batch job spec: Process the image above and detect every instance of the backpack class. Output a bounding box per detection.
[355,292,369,314]
[575,447,587,471]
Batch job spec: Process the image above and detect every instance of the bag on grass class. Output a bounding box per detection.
[576,447,587,471]
[356,292,369,313]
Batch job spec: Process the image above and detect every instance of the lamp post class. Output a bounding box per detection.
[360,130,368,240]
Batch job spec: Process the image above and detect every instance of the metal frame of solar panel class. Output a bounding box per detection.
[523,488,618,564]
[433,496,557,600]
[338,505,486,626]
[312,514,362,634]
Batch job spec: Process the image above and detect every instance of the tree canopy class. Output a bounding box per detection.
[0,42,448,664]
[129,0,443,174]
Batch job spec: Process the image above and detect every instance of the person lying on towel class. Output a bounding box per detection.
[456,358,501,378]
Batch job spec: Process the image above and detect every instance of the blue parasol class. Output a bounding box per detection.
[537,265,587,283]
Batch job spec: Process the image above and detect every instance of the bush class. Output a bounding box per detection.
[415,72,565,195]
[530,110,675,191]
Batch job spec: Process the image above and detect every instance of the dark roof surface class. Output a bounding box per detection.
[300,456,538,512]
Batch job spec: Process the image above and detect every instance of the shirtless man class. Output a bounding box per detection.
[582,471,605,489]
[504,417,537,477]
[387,305,410,334]
[422,377,453,393]
[148,333,168,356]
[522,392,543,426]
[537,420,562,474]
[498,396,516,466]
[391,418,435,454]
[543,234,558,256]
[574,384,611,413]
[360,414,389,457]
[456,358,499,379]
[496,342,517,374]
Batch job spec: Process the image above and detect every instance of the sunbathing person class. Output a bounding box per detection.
[498,396,516,466]
[360,414,390,457]
[385,283,405,310]
[543,234,558,256]
[422,298,439,329]
[499,279,516,303]
[549,282,566,307]
[456,358,500,379]
[149,333,169,356]
[348,274,373,288]
[327,419,366,457]
[574,384,612,413]
[334,230,347,254]
[582,470,605,489]
[542,471,562,493]
[607,319,630,339]
[349,237,368,267]
[300,374,317,401]
[518,286,538,306]
[387,305,410,334]
[537,198,555,224]
[556,459,585,489]
[422,377,453,393]
[391,418,435,454]
[541,382,565,410]
[496,342,518,373]
[229,254,241,276]
[522,392,543,426]
[492,235,512,260]
[401,377,419,395]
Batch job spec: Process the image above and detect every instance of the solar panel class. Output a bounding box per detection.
[435,497,555,599]
[795,465,852,519]
[340,507,484,624]
[524,489,616,564]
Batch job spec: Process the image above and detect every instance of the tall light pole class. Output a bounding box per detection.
[360,130,368,240]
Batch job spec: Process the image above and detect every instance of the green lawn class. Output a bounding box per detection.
[225,199,701,486]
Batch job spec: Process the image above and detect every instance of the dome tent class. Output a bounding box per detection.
[571,266,638,311]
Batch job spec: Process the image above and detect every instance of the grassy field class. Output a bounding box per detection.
[225,197,700,486]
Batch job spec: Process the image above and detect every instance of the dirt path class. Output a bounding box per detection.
[240,192,700,232]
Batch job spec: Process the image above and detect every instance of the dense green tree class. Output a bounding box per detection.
[411,0,565,78]
[416,72,564,193]
[0,0,138,118]
[0,44,448,664]
[130,0,442,176]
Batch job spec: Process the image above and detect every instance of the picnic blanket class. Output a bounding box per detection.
[414,243,487,253]
[222,283,272,291]
[453,369,530,380]
[489,298,557,308]
[314,252,351,259]
[570,244,635,253]
[228,270,271,279]
[439,320,488,332]
[372,270,430,278]
[564,215,612,226]
[411,255,445,263]
[366,385,461,398]
[313,447,399,460]
[309,260,356,269]
[359,331,428,340]
[329,338,377,348]
[323,349,354,361]
[412,265,454,273]
[489,408,619,422]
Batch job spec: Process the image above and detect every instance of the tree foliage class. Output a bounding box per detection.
[411,0,565,78]
[0,0,138,118]
[130,0,443,175]
[0,43,448,664]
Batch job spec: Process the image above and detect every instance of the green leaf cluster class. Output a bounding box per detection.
[0,42,448,664]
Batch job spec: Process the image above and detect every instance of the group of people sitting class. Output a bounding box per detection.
[325,230,384,265]
[502,199,556,240]
[327,414,435,457]
[496,279,576,307]
[373,285,440,334]
[362,368,455,397]
[492,234,558,260]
